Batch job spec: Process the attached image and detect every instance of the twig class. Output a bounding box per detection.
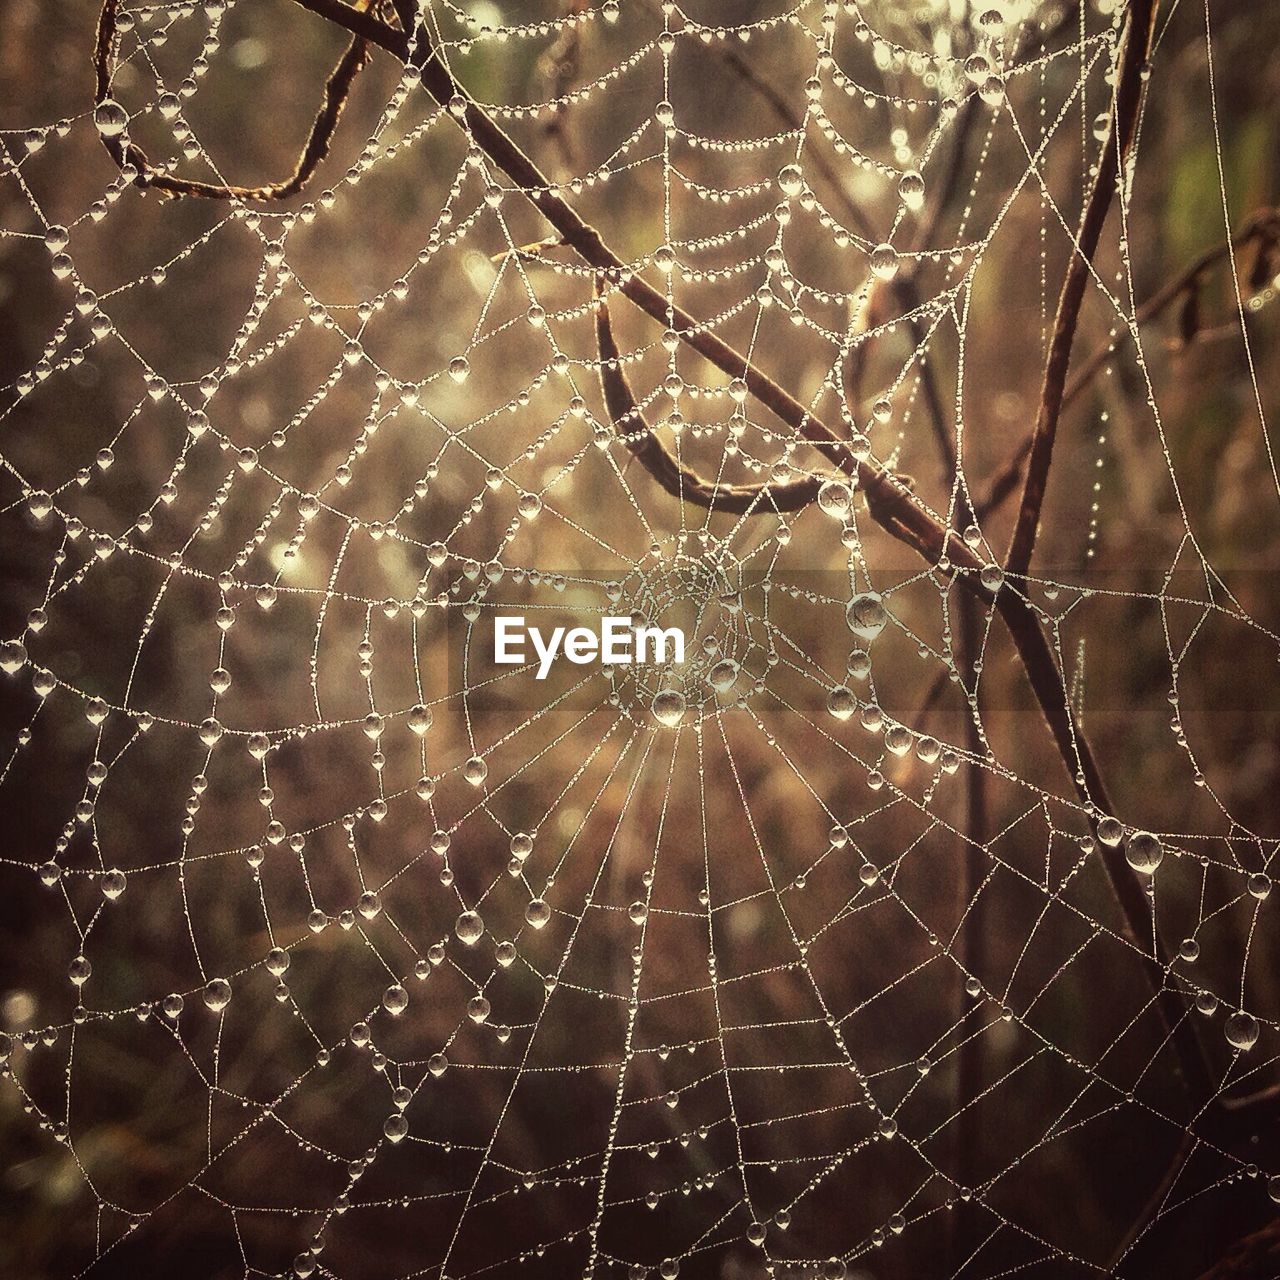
[1193,1219,1280,1280]
[94,0,370,201]
[975,206,1279,522]
[1004,0,1158,581]
[594,288,824,514]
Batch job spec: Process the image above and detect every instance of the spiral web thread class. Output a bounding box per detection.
[1,1,1278,1278]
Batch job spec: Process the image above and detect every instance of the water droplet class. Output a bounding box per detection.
[651,689,686,727]
[847,649,872,680]
[448,356,470,383]
[1225,1010,1259,1051]
[525,898,551,929]
[898,169,925,210]
[777,164,803,197]
[1125,831,1163,874]
[94,99,129,138]
[708,659,738,693]
[846,593,887,642]
[383,1114,409,1143]
[1096,817,1124,847]
[826,686,856,721]
[628,901,648,925]
[0,641,28,674]
[464,756,488,786]
[817,480,851,518]
[100,869,126,900]
[869,243,899,281]
[203,978,232,1012]
[456,911,485,946]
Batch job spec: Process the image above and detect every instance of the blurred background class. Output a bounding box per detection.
[1,0,1279,1276]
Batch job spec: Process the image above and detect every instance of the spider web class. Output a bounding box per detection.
[1,1,1278,1278]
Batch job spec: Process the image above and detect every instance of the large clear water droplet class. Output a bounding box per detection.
[817,480,851,519]
[455,910,484,946]
[203,978,232,1012]
[869,243,899,281]
[846,593,887,642]
[94,99,129,138]
[708,660,738,693]
[827,686,856,721]
[651,689,686,727]
[0,640,27,674]
[1125,831,1163,874]
[1225,1010,1259,1051]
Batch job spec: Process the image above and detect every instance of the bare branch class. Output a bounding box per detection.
[594,288,824,515]
[94,0,370,202]
[1003,0,1159,581]
[976,206,1280,523]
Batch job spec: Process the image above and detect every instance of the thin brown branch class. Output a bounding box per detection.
[1193,1220,1280,1280]
[976,206,1280,524]
[94,0,370,202]
[1004,0,1158,581]
[594,290,823,514]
